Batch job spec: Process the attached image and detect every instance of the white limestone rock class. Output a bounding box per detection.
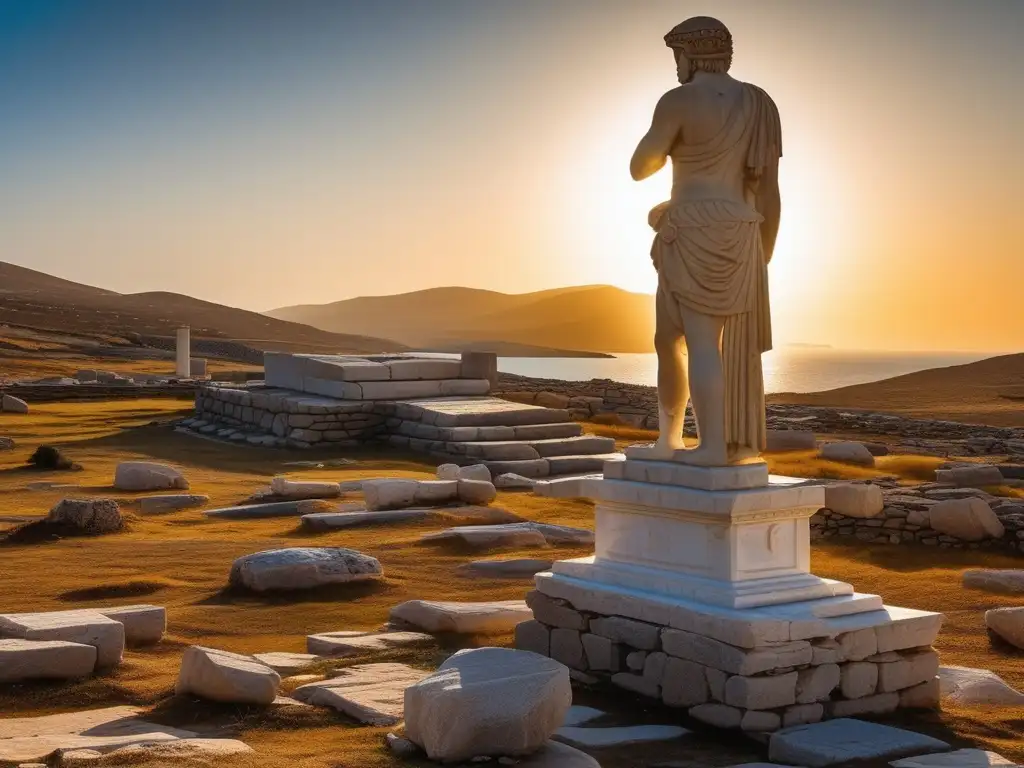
[820,441,875,467]
[934,465,1005,488]
[460,559,554,579]
[891,749,1021,767]
[138,494,209,514]
[306,630,432,656]
[390,600,532,634]
[268,477,342,499]
[46,499,123,534]
[963,570,1024,594]
[436,463,461,480]
[404,647,571,762]
[421,523,548,549]
[514,741,601,767]
[0,611,124,669]
[985,607,1024,650]
[824,483,884,519]
[362,479,419,510]
[555,724,689,748]
[939,665,1024,705]
[228,547,382,592]
[252,652,322,674]
[0,639,97,683]
[928,498,1004,541]
[494,472,538,489]
[768,718,949,767]
[1,394,29,413]
[457,478,497,505]
[458,464,493,482]
[293,663,427,725]
[413,479,459,504]
[175,646,280,705]
[113,462,188,491]
[88,605,166,645]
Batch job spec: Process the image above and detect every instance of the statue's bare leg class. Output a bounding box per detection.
[650,301,689,459]
[676,306,728,467]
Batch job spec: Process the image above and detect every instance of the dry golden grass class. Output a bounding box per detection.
[0,352,260,381]
[1,402,1023,766]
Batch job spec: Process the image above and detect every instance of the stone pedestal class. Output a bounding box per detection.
[519,446,944,731]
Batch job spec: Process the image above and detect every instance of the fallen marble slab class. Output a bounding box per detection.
[0,706,198,764]
[986,607,1024,650]
[534,474,602,499]
[82,604,166,645]
[292,663,427,725]
[301,508,432,530]
[137,494,209,514]
[494,472,538,489]
[963,569,1024,595]
[768,718,949,767]
[554,725,690,748]
[0,611,124,668]
[890,749,1021,767]
[204,501,308,519]
[269,477,342,499]
[459,558,554,579]
[939,665,1024,705]
[306,630,433,656]
[0,639,97,683]
[175,646,280,705]
[390,599,533,634]
[422,521,593,548]
[59,738,253,765]
[252,652,323,674]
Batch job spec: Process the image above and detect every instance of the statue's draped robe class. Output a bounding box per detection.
[651,83,782,456]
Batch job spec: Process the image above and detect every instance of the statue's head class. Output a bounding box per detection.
[664,16,732,84]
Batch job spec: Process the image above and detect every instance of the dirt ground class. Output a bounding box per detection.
[1,401,1023,767]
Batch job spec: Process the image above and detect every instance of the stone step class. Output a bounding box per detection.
[399,422,584,443]
[462,454,623,479]
[548,454,624,476]
[391,397,573,427]
[446,436,617,462]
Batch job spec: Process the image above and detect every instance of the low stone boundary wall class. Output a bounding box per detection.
[517,583,941,733]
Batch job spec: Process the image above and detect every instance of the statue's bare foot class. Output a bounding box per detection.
[645,437,686,461]
[675,443,730,467]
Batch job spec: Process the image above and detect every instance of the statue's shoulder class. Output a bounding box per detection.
[740,81,781,112]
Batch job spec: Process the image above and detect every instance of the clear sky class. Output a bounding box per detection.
[1,0,1021,352]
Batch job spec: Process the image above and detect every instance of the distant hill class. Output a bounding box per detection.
[770,352,1024,427]
[268,285,656,354]
[0,261,404,354]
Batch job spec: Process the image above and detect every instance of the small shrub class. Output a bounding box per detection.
[27,444,80,471]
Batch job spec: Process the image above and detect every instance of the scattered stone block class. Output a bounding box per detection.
[1,394,29,413]
[0,639,97,683]
[301,508,430,529]
[175,646,280,705]
[404,648,571,762]
[0,436,14,451]
[436,463,460,480]
[204,500,308,519]
[591,616,660,650]
[820,441,875,467]
[928,498,1004,541]
[963,569,1024,594]
[88,605,165,645]
[0,611,124,668]
[389,599,532,634]
[581,633,620,671]
[824,483,884,519]
[306,630,432,656]
[113,462,188,491]
[268,477,342,499]
[252,652,322,674]
[229,547,383,592]
[421,523,548,549]
[457,478,497,505]
[891,749,1020,767]
[495,472,537,489]
[293,663,426,725]
[413,479,459,504]
[362,479,418,510]
[768,718,950,767]
[555,724,689,748]
[985,607,1024,650]
[0,706,197,764]
[766,429,817,452]
[935,465,1005,488]
[138,494,209,514]
[939,665,1024,705]
[45,498,123,534]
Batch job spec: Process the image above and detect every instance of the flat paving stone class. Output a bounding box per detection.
[891,749,1021,767]
[939,665,1024,705]
[768,718,950,767]
[423,522,592,548]
[390,599,533,634]
[306,630,433,656]
[0,706,197,764]
[516,741,601,767]
[252,652,323,674]
[555,725,690,748]
[292,663,427,725]
[204,501,307,519]
[459,558,554,579]
[0,639,97,683]
[0,611,124,668]
[562,706,606,727]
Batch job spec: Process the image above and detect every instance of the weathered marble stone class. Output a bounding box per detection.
[689,703,743,728]
[827,691,899,717]
[305,630,432,656]
[928,498,1004,541]
[461,559,553,579]
[46,499,123,534]
[768,718,949,767]
[526,591,587,630]
[550,628,585,669]
[252,652,322,674]
[138,494,209,514]
[555,724,689,748]
[0,611,124,669]
[175,646,280,705]
[741,710,782,732]
[796,663,840,703]
[840,661,878,699]
[899,677,941,709]
[457,478,497,505]
[820,441,875,467]
[362,479,419,510]
[985,607,1024,650]
[422,523,548,549]
[662,628,811,675]
[935,465,1005,488]
[268,477,342,499]
[581,633,620,671]
[404,648,571,762]
[1,394,29,413]
[824,483,884,519]
[390,600,532,634]
[514,741,601,767]
[766,429,817,452]
[0,639,97,683]
[661,657,709,707]
[229,548,383,592]
[963,569,1024,594]
[494,472,538,489]
[113,462,189,491]
[877,650,939,692]
[515,620,551,657]
[939,665,1024,705]
[293,663,426,725]
[724,671,798,710]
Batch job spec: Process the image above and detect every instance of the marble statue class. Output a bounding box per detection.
[631,16,782,466]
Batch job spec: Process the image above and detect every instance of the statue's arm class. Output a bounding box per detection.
[630,92,681,181]
[757,161,781,263]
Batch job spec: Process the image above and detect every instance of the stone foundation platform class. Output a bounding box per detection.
[517,573,942,732]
